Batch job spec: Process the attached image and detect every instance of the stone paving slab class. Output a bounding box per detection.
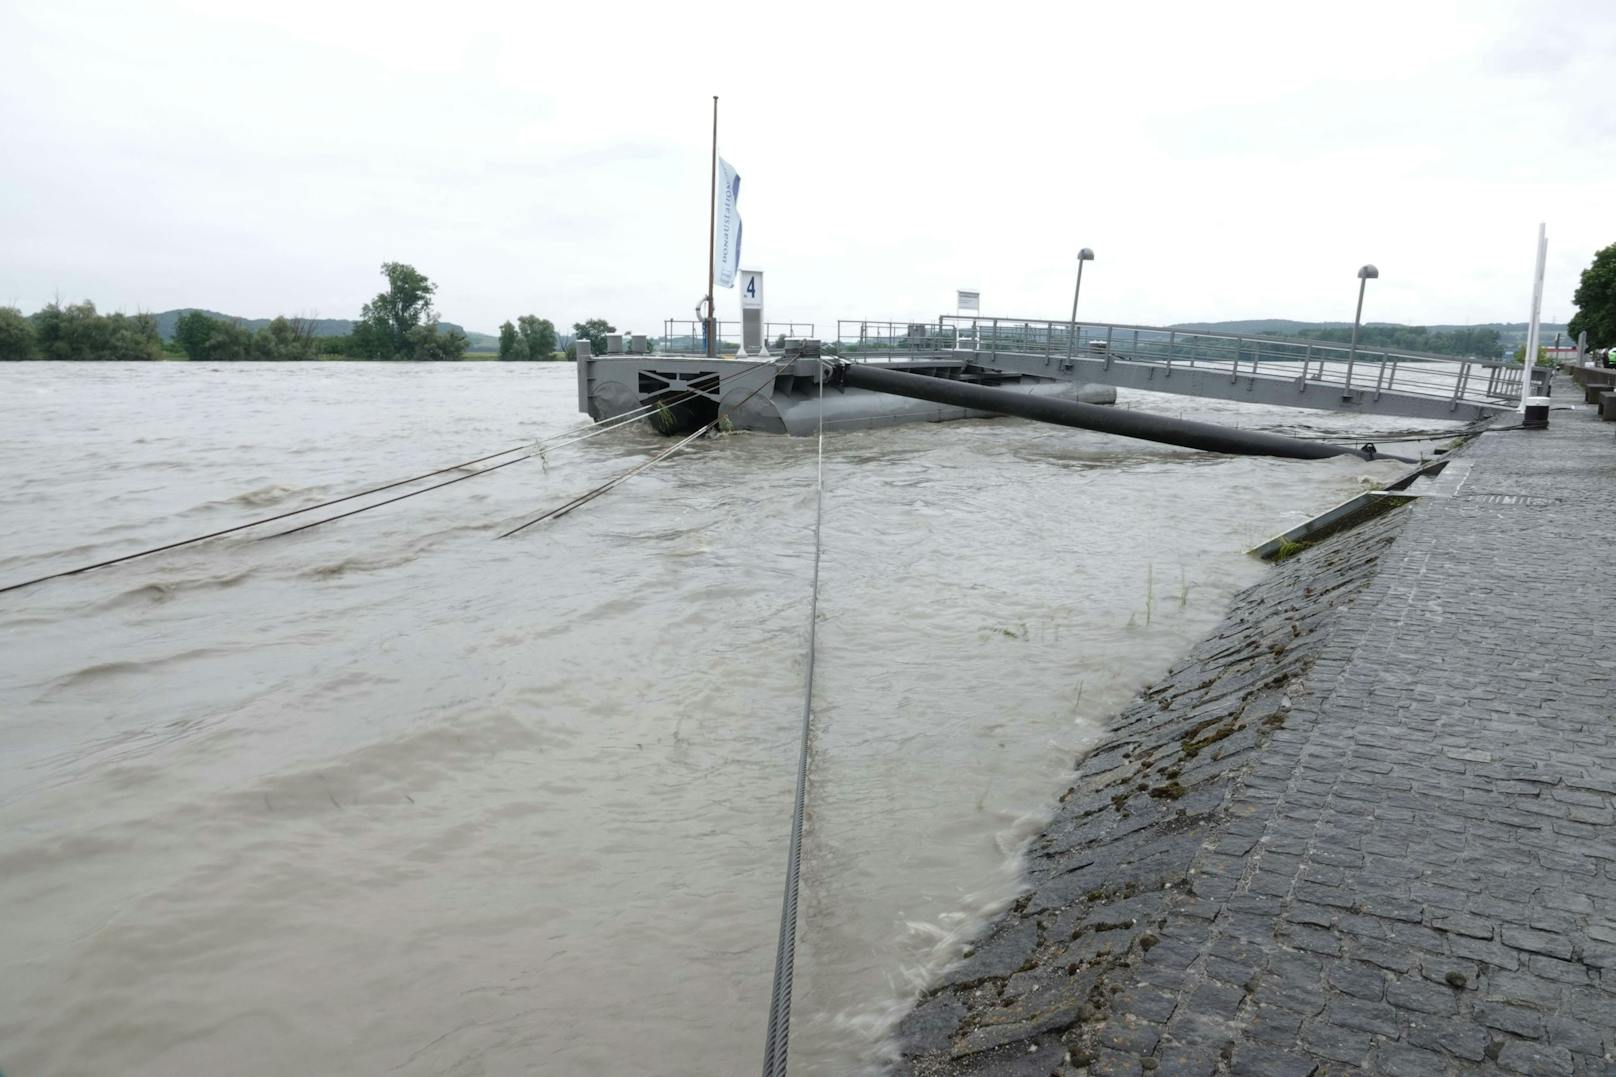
[893,380,1616,1075]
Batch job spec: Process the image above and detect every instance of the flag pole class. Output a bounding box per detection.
[706,95,718,357]
[1519,222,1547,409]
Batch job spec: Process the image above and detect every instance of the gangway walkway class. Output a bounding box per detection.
[832,316,1532,423]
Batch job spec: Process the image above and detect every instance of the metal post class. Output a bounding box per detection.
[1345,264,1378,391]
[1066,249,1093,360]
[1166,330,1175,376]
[705,96,718,358]
[1374,350,1389,397]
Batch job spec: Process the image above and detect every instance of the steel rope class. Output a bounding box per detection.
[0,393,687,596]
[760,357,826,1077]
[497,355,794,539]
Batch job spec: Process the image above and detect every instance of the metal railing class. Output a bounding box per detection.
[647,313,1535,408]
[661,319,740,353]
[659,319,818,354]
[834,320,959,355]
[911,316,1524,408]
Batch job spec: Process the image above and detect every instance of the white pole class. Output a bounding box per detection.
[1520,222,1548,410]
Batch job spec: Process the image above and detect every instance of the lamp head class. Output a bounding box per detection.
[1358,264,1379,279]
[1078,248,1095,261]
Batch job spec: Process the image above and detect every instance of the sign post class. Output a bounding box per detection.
[955,290,980,351]
[739,269,765,356]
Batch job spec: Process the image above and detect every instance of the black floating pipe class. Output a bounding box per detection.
[833,362,1409,463]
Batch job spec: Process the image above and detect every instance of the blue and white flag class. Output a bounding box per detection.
[714,157,742,289]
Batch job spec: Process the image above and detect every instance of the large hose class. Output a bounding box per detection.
[833,362,1411,462]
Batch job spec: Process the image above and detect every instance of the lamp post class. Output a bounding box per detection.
[1344,264,1378,390]
[1066,248,1095,359]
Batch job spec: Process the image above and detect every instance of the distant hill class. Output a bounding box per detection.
[1167,319,1569,358]
[151,309,499,351]
[1170,319,1567,336]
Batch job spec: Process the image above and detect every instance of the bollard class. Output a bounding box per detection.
[1523,395,1550,429]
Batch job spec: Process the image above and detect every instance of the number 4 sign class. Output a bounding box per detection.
[739,270,764,310]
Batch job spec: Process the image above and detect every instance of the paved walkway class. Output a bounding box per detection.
[896,381,1616,1075]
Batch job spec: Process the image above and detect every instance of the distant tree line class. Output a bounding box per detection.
[1270,324,1504,358]
[0,261,622,362]
[0,302,165,361]
[172,310,321,361]
[493,317,623,360]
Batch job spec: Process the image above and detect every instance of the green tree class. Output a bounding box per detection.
[498,320,519,360]
[404,323,469,361]
[203,319,253,360]
[30,301,163,361]
[1568,242,1616,349]
[173,310,219,359]
[0,306,37,360]
[352,262,443,359]
[104,313,163,360]
[1512,343,1553,368]
[572,318,614,357]
[172,310,250,360]
[254,316,318,361]
[518,315,557,360]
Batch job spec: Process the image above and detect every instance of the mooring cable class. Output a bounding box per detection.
[259,400,683,541]
[497,356,795,539]
[0,394,695,597]
[760,357,827,1077]
[0,440,549,596]
[496,420,716,538]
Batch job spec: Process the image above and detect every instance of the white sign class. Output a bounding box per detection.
[713,157,742,289]
[956,290,980,312]
[739,270,764,309]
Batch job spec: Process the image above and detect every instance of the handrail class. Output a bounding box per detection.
[936,314,1512,368]
[643,314,1527,410]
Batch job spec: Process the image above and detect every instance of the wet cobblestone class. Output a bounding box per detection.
[893,385,1616,1075]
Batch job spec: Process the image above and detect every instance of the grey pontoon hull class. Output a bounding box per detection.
[577,354,1116,436]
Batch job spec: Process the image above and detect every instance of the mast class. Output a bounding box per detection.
[706,95,718,357]
[1519,223,1547,409]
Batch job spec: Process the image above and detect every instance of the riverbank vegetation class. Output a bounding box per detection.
[498,316,558,360]
[1172,320,1505,358]
[173,310,321,361]
[0,261,610,362]
[0,302,165,361]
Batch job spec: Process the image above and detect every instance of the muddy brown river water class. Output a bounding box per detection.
[0,361,1453,1075]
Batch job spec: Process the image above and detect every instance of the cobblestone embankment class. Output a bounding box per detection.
[894,392,1616,1076]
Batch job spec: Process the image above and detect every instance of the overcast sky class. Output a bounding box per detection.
[3,0,1612,336]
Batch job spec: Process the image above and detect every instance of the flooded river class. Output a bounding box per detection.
[0,362,1451,1075]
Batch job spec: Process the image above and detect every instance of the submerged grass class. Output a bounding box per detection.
[648,399,680,436]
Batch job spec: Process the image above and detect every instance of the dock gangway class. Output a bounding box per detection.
[831,316,1532,423]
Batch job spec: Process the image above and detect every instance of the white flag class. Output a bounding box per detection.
[714,157,742,289]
